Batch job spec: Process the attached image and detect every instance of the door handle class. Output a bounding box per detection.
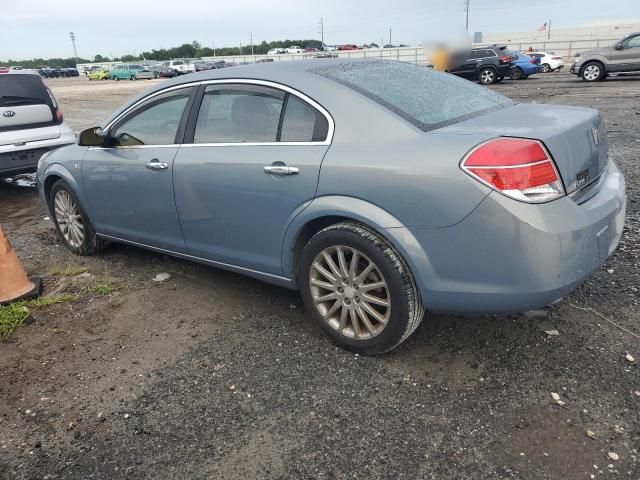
[146,159,169,170]
[264,165,299,175]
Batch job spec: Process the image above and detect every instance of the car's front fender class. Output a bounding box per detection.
[38,162,85,212]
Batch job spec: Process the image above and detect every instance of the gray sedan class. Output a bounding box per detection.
[36,59,626,353]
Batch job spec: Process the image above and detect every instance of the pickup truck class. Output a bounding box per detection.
[161,60,196,75]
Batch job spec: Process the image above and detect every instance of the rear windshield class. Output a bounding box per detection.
[0,74,50,108]
[311,60,513,131]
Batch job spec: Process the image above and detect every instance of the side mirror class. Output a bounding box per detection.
[78,127,105,147]
[615,43,623,50]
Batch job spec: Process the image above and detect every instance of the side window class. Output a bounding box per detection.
[194,86,284,143]
[111,87,192,146]
[280,95,328,142]
[622,35,640,48]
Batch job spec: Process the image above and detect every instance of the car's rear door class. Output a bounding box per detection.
[173,81,332,276]
[82,86,197,251]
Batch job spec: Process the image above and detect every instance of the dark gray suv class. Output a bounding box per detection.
[570,32,640,81]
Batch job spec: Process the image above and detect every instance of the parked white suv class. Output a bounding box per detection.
[267,48,286,55]
[522,51,564,72]
[0,71,75,176]
[161,60,196,75]
[285,46,304,54]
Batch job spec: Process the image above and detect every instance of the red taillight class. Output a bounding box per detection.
[461,138,565,203]
[499,55,511,63]
[530,58,537,64]
[44,85,63,121]
[551,56,562,60]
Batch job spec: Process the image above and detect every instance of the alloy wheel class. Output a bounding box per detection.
[53,190,84,249]
[480,69,495,84]
[583,65,600,81]
[309,245,391,340]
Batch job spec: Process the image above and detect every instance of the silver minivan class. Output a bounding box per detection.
[0,71,75,176]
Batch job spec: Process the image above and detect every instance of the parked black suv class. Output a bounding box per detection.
[448,46,513,85]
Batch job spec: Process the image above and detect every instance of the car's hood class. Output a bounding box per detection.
[576,46,611,57]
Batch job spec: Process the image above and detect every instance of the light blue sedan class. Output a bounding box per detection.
[37,60,626,353]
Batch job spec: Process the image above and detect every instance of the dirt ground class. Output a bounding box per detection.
[0,73,638,479]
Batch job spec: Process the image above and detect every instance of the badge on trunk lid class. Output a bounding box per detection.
[3,111,16,118]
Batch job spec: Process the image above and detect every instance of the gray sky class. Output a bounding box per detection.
[1,0,638,60]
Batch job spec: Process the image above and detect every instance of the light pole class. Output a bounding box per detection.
[250,32,254,56]
[464,0,470,31]
[318,17,324,48]
[69,32,78,66]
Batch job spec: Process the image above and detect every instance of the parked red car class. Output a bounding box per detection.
[337,45,361,51]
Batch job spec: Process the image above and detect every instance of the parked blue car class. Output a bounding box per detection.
[37,60,626,354]
[509,52,541,79]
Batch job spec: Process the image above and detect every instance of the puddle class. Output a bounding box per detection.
[0,175,47,229]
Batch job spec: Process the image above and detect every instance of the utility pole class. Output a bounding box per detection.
[69,32,78,66]
[547,19,552,40]
[389,28,392,47]
[464,0,470,31]
[250,32,254,55]
[318,17,324,48]
[213,42,216,57]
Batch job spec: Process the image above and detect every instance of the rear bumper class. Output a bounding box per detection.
[400,161,626,314]
[0,129,76,176]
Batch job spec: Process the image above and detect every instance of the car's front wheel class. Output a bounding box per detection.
[541,63,551,73]
[478,67,497,85]
[299,222,424,354]
[581,62,605,82]
[49,180,109,256]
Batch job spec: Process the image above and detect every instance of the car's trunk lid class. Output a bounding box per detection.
[433,103,608,197]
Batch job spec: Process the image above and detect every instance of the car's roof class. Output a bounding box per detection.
[2,70,41,76]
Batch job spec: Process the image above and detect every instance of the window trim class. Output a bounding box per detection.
[101,79,334,149]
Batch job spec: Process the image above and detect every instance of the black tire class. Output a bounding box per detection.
[541,63,551,73]
[478,67,497,85]
[509,67,523,80]
[49,180,109,256]
[130,75,135,80]
[298,222,424,354]
[114,75,120,81]
[580,61,605,82]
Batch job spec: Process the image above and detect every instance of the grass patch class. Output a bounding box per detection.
[0,294,79,339]
[49,265,89,276]
[83,272,122,296]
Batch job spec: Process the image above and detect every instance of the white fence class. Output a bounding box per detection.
[76,37,620,71]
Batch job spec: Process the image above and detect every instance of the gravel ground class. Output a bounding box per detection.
[0,73,638,479]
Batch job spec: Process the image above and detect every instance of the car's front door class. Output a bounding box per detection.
[83,86,196,251]
[610,34,640,71]
[173,82,332,276]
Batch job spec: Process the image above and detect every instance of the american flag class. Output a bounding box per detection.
[538,22,547,31]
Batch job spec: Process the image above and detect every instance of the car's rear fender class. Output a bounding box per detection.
[281,195,435,296]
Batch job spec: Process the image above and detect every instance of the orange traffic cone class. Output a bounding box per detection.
[0,225,41,305]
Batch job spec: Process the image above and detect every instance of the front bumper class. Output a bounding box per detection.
[403,161,626,314]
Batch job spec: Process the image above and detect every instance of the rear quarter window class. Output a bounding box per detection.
[311,60,513,131]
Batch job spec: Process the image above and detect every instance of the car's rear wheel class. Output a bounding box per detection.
[509,67,524,80]
[581,62,605,82]
[49,180,109,256]
[114,75,119,81]
[299,222,424,354]
[478,67,497,85]
[541,63,551,73]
